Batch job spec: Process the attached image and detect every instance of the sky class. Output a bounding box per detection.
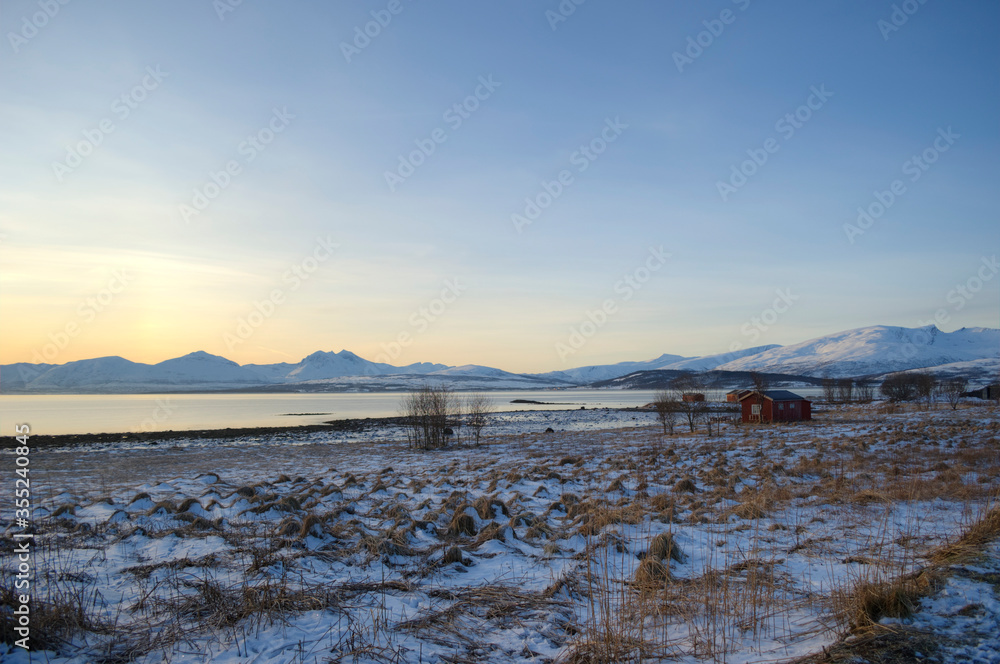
[1,0,998,374]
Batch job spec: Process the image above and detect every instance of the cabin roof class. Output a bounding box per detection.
[737,390,809,402]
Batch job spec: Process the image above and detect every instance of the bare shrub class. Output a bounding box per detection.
[652,389,679,436]
[465,391,494,445]
[941,377,968,411]
[400,385,458,450]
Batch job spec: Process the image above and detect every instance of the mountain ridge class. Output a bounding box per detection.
[2,324,997,394]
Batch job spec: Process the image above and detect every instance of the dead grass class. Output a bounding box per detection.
[647,532,684,563]
[830,574,925,633]
[930,503,1000,565]
[17,402,1000,663]
[447,509,477,537]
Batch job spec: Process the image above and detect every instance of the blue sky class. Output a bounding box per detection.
[1,0,998,372]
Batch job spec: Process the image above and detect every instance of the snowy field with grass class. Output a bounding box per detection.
[2,402,999,663]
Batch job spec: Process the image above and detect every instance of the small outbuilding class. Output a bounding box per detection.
[964,384,1000,400]
[682,393,705,403]
[738,390,812,423]
[726,389,752,403]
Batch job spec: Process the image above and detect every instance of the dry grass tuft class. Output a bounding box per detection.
[474,522,508,546]
[50,504,76,518]
[147,500,176,515]
[441,546,465,565]
[605,477,626,493]
[930,504,1000,565]
[851,490,890,506]
[447,510,477,537]
[575,505,644,537]
[633,557,671,588]
[647,533,684,563]
[177,498,202,513]
[732,498,767,520]
[831,575,923,633]
[275,517,301,537]
[673,478,697,494]
[472,495,509,521]
[298,514,322,538]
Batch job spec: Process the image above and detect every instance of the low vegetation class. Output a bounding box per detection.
[2,401,998,663]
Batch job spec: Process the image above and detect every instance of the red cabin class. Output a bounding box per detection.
[738,390,811,423]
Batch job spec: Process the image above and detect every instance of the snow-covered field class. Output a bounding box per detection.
[2,403,999,663]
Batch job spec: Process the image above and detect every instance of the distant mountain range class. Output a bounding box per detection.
[2,325,997,394]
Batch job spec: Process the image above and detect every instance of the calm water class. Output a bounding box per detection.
[0,390,654,436]
[0,388,827,436]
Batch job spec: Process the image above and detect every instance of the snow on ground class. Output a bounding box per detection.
[2,403,999,663]
[889,539,1000,663]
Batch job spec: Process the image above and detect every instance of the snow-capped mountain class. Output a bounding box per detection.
[22,356,164,390]
[2,325,997,393]
[153,351,262,384]
[284,350,386,381]
[531,353,690,384]
[430,365,525,379]
[715,326,999,378]
[657,345,781,372]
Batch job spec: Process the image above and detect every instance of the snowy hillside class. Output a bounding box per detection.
[152,351,263,384]
[531,353,690,384]
[430,365,538,380]
[717,325,1000,378]
[284,350,386,381]
[658,345,780,372]
[22,356,178,390]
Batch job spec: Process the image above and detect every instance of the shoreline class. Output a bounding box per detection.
[21,415,413,449]
[20,406,672,449]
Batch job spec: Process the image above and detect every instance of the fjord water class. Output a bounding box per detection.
[0,390,661,436]
[0,388,828,436]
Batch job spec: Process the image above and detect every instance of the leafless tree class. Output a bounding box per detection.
[749,371,770,399]
[834,378,854,403]
[465,392,494,445]
[913,372,937,410]
[941,377,968,411]
[880,373,916,402]
[652,389,679,435]
[400,385,457,450]
[855,380,875,403]
[672,374,709,433]
[821,377,836,403]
